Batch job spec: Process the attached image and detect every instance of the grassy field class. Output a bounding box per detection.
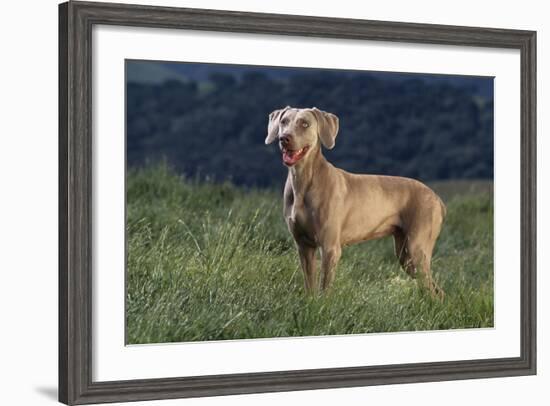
[126,164,494,344]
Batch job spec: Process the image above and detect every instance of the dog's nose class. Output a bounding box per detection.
[279,134,291,146]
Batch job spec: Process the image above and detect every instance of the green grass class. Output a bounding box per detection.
[126,164,494,344]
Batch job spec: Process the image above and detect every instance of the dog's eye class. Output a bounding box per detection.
[302,122,309,128]
[281,118,289,125]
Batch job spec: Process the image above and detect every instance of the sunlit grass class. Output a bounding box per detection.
[126,164,493,344]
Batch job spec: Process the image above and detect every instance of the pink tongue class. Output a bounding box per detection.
[283,151,300,165]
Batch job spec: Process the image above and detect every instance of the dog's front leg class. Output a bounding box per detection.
[320,245,341,291]
[298,244,317,294]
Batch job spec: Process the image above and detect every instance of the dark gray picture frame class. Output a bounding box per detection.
[59,1,537,404]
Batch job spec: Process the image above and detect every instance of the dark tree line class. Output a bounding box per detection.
[127,70,493,188]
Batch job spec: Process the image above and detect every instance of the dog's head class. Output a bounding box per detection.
[265,106,339,167]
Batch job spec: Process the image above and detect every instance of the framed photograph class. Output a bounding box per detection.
[59,1,536,404]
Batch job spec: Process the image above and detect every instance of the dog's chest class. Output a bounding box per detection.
[285,193,318,246]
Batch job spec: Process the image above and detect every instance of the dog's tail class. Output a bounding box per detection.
[438,198,447,221]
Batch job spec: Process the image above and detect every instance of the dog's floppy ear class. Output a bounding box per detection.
[265,106,290,145]
[310,107,339,149]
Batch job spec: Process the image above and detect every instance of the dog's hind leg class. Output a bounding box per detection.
[393,228,416,277]
[405,218,445,301]
[408,240,444,300]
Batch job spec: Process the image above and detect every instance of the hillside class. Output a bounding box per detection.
[126,63,494,188]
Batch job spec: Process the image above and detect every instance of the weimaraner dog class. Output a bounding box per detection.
[265,106,446,299]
